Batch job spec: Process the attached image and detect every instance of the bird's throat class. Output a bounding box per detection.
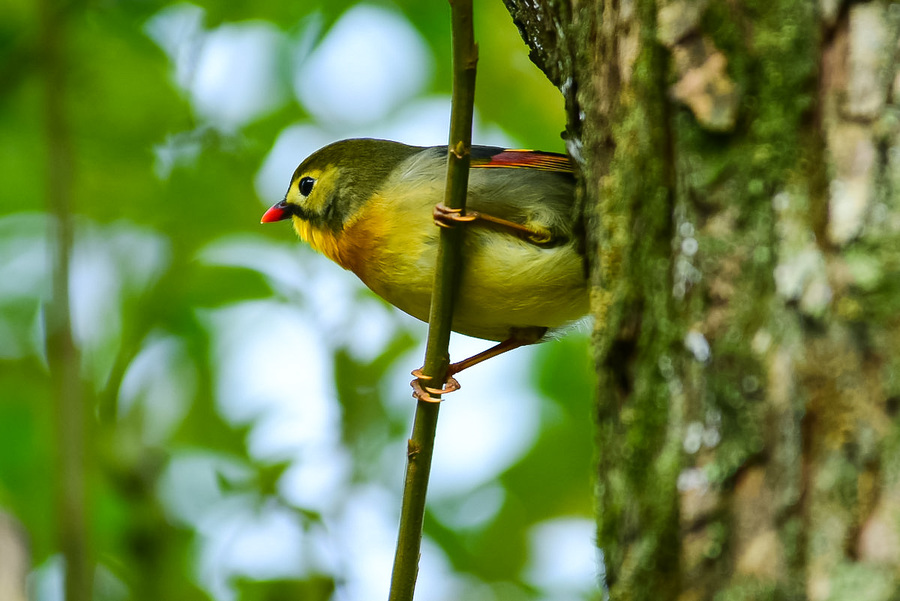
[292,218,345,268]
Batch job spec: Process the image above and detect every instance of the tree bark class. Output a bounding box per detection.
[503,0,900,599]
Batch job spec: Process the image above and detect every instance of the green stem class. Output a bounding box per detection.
[40,2,92,600]
[387,1,477,600]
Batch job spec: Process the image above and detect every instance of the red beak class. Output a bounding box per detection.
[261,200,293,223]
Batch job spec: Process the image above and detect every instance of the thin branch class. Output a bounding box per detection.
[39,1,92,600]
[387,1,478,599]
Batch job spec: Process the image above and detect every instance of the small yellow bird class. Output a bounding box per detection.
[261,138,588,390]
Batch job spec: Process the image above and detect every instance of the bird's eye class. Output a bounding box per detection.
[298,176,316,196]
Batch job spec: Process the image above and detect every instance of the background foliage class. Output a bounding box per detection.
[0,1,597,599]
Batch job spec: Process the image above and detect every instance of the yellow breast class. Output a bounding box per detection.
[292,218,345,266]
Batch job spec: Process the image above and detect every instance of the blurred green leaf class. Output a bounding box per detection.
[0,370,55,560]
[334,327,419,477]
[0,0,593,597]
[233,576,335,601]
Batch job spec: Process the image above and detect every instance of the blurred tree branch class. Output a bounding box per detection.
[39,0,93,599]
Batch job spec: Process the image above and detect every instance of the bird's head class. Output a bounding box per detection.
[261,138,419,233]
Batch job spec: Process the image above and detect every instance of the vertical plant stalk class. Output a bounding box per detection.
[388,1,477,600]
[39,2,92,600]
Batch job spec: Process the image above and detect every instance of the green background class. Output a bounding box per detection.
[0,1,597,599]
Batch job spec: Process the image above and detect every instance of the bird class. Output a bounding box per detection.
[261,138,588,398]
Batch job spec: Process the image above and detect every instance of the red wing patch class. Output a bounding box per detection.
[471,150,574,173]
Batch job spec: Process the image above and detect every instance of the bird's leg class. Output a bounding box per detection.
[447,337,531,376]
[409,328,545,402]
[433,203,552,245]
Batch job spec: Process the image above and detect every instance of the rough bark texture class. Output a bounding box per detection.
[503,0,900,599]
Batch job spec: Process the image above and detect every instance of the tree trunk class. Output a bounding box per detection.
[503,1,900,599]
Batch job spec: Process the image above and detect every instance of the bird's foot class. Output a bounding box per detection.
[410,367,461,403]
[432,203,552,245]
[433,203,478,229]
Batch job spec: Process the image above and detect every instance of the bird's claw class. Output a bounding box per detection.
[433,203,477,229]
[410,368,461,402]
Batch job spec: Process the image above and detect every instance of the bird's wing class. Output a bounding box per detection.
[459,147,577,242]
[470,147,574,174]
